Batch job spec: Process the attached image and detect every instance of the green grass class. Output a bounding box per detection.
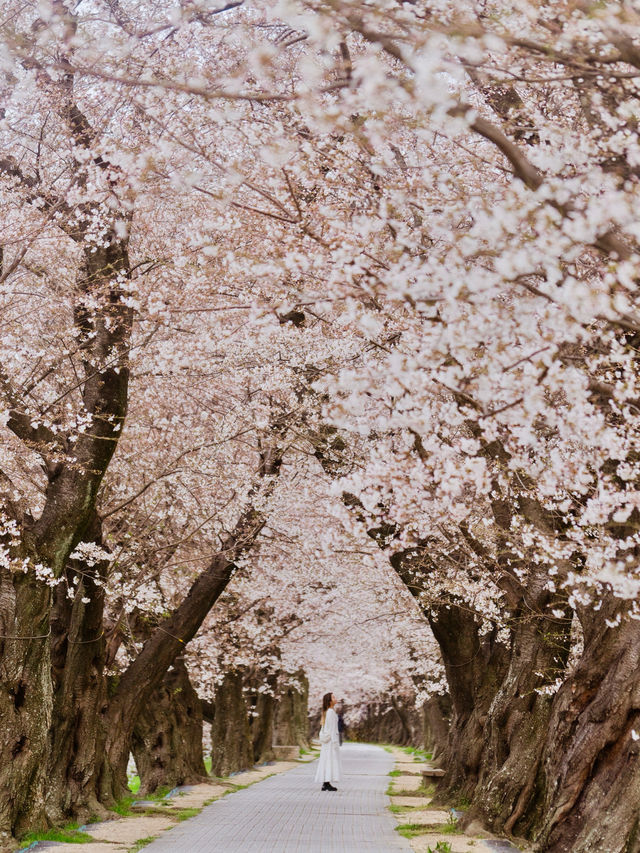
[19,824,93,845]
[389,803,413,814]
[395,819,460,839]
[427,843,452,853]
[115,783,173,816]
[128,836,158,852]
[128,774,141,794]
[395,822,433,839]
[399,745,433,762]
[113,795,136,816]
[175,807,201,821]
[204,756,212,773]
[388,769,402,776]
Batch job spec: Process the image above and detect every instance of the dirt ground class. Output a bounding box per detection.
[385,746,530,853]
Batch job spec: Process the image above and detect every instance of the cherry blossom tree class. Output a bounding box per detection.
[3,1,640,851]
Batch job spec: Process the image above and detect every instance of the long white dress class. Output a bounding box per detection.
[314,707,341,784]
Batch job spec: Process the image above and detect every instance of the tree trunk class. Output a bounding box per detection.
[132,658,207,796]
[0,570,52,846]
[98,450,282,805]
[427,602,510,803]
[99,515,265,801]
[45,552,110,825]
[250,672,277,764]
[466,590,572,838]
[210,670,253,777]
[534,595,640,853]
[273,671,310,749]
[423,694,450,763]
[0,231,132,844]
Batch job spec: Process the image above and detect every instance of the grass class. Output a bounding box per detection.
[389,803,415,814]
[388,769,402,777]
[398,745,434,762]
[116,783,176,816]
[395,822,433,839]
[128,775,141,794]
[204,756,212,773]
[175,807,201,822]
[128,836,158,852]
[427,843,452,853]
[389,787,431,797]
[113,796,136,816]
[395,817,461,839]
[19,824,93,845]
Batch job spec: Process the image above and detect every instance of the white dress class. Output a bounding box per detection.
[315,707,341,784]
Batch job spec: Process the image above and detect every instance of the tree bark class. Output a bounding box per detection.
[132,658,207,796]
[98,501,275,804]
[95,436,285,804]
[0,570,52,844]
[423,694,450,763]
[250,673,277,764]
[210,670,253,777]
[0,237,132,844]
[414,594,510,802]
[534,595,640,853]
[45,522,110,825]
[466,587,572,837]
[273,671,310,749]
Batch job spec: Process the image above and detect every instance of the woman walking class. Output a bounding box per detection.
[315,692,341,791]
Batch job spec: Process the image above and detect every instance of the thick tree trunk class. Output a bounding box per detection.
[45,554,110,825]
[132,658,207,795]
[534,596,640,853]
[466,587,572,838]
[0,570,52,847]
[427,602,510,803]
[423,694,450,763]
[210,670,253,777]
[99,512,267,802]
[273,671,310,749]
[250,672,277,764]
[0,233,132,844]
[97,449,282,805]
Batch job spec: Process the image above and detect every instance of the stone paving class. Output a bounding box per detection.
[142,742,411,853]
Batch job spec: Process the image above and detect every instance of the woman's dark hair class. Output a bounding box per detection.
[321,692,333,720]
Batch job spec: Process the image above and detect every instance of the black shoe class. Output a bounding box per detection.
[326,783,337,791]
[321,782,330,790]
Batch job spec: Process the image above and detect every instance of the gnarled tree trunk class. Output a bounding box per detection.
[96,445,283,805]
[423,694,450,763]
[249,673,277,764]
[534,596,640,853]
[273,671,310,749]
[466,592,572,837]
[0,234,132,845]
[0,569,52,845]
[210,670,253,777]
[132,658,207,796]
[426,601,510,803]
[45,530,110,825]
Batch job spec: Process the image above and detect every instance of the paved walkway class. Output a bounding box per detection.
[142,743,411,852]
